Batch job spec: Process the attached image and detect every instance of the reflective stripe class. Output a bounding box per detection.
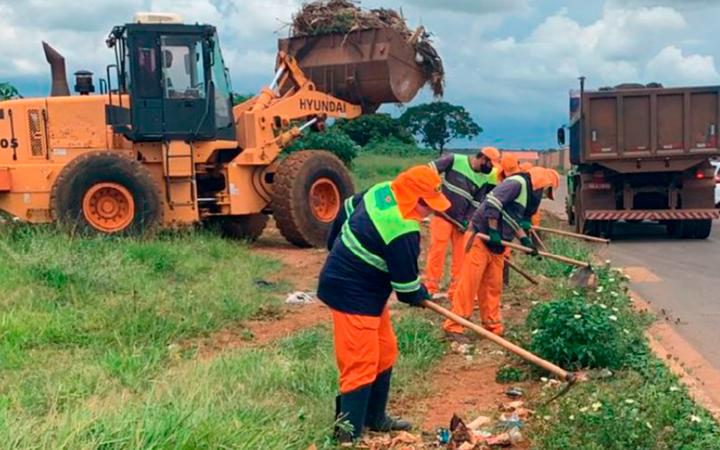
[428,161,438,172]
[443,179,474,202]
[340,221,388,272]
[365,182,420,244]
[344,197,355,218]
[487,193,521,232]
[391,277,421,293]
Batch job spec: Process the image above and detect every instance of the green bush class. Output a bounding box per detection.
[336,114,414,147]
[364,137,435,157]
[287,127,360,166]
[527,295,642,371]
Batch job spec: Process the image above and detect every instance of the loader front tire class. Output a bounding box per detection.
[51,152,161,235]
[272,150,354,248]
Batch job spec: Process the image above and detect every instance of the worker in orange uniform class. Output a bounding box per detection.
[318,166,451,443]
[423,147,500,300]
[443,167,560,339]
[498,154,521,285]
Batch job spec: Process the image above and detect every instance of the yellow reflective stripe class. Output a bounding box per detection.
[391,277,421,293]
[340,221,388,272]
[344,197,355,217]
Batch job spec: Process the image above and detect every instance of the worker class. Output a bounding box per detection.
[318,165,451,443]
[443,167,560,339]
[499,153,520,182]
[423,147,500,301]
[519,161,542,228]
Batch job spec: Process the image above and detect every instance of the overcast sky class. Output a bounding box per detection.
[2,0,719,149]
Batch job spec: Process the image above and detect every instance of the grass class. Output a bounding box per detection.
[351,151,437,190]
[502,229,720,449]
[0,314,444,449]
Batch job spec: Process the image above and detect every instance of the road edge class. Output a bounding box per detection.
[632,290,720,422]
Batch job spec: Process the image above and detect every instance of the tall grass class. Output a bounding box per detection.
[352,152,434,190]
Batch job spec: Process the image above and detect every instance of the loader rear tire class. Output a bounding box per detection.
[272,150,354,248]
[211,214,269,242]
[51,152,161,235]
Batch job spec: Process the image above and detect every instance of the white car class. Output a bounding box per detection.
[714,161,720,207]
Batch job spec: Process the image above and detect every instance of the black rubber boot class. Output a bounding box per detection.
[365,368,412,432]
[335,385,371,443]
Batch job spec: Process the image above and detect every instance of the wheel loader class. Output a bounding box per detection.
[0,12,430,247]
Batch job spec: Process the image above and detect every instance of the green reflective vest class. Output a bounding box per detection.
[485,174,529,234]
[340,182,420,273]
[505,175,529,208]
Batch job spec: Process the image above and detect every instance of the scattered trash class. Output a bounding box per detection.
[254,279,276,288]
[500,400,524,412]
[505,387,524,398]
[498,412,523,429]
[467,414,492,429]
[285,291,315,305]
[360,430,423,449]
[436,427,451,445]
[450,341,473,355]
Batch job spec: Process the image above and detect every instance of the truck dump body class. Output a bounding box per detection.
[571,86,720,167]
[278,28,426,111]
[566,84,720,238]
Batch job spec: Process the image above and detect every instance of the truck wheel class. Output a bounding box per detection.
[680,220,697,239]
[691,219,712,239]
[51,152,161,235]
[272,150,354,248]
[210,214,268,241]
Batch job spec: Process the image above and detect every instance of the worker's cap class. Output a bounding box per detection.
[519,161,534,172]
[528,167,560,199]
[478,146,501,164]
[500,154,520,177]
[392,165,451,214]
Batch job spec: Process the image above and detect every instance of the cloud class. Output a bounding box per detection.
[646,46,720,84]
[399,0,529,15]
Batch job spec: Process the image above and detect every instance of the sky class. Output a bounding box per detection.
[2,0,720,149]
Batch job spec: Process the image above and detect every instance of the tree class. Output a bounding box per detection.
[0,83,21,100]
[286,126,359,166]
[400,101,482,153]
[335,113,414,147]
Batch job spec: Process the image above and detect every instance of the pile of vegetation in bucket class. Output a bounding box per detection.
[291,0,444,97]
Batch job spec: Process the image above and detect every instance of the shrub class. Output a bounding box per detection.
[336,114,414,147]
[527,294,642,371]
[286,127,360,165]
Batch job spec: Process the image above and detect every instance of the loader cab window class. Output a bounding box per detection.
[210,33,234,139]
[161,38,205,100]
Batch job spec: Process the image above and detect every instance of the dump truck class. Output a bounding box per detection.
[0,13,431,247]
[559,79,720,238]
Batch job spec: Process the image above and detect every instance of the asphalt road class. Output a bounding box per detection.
[548,180,720,371]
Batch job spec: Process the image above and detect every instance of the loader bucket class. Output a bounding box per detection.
[279,28,426,112]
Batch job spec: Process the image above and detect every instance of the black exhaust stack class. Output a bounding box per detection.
[42,41,70,97]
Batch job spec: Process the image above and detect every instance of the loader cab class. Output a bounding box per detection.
[106,20,235,142]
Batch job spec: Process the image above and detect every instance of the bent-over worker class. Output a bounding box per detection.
[443,167,560,339]
[423,147,500,300]
[318,165,451,442]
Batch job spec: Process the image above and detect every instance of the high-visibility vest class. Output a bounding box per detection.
[340,181,420,273]
[438,154,497,203]
[485,174,530,234]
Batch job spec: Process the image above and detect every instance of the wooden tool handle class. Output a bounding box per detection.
[423,300,570,380]
[476,233,592,269]
[534,226,610,244]
[504,258,539,285]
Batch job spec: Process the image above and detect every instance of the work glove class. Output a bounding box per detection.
[520,236,539,257]
[485,228,505,254]
[460,220,469,231]
[519,219,533,232]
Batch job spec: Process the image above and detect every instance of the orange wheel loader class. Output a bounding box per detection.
[0,13,430,247]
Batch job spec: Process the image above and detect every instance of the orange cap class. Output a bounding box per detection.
[528,167,560,199]
[480,146,501,164]
[391,165,451,219]
[500,154,520,177]
[519,161,534,172]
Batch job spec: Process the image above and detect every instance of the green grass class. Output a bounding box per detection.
[351,151,436,190]
[0,314,444,449]
[0,225,282,419]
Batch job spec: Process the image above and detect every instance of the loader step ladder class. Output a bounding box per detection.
[163,140,197,210]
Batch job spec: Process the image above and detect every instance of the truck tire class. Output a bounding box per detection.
[51,152,161,235]
[272,150,354,248]
[691,219,712,239]
[210,214,268,241]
